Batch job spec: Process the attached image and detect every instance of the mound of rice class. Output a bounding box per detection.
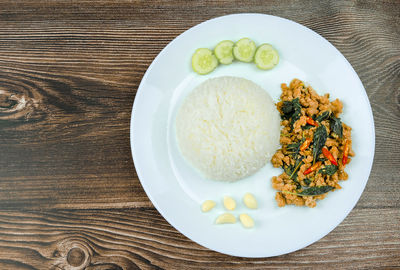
[175,76,280,181]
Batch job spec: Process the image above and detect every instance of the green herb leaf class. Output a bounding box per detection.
[330,116,343,138]
[286,138,304,158]
[294,181,301,190]
[281,101,294,119]
[281,98,302,129]
[313,125,328,163]
[296,186,334,196]
[315,111,331,122]
[304,178,312,186]
[318,165,338,176]
[286,141,301,152]
[291,157,304,180]
[283,156,304,181]
[283,164,293,176]
[290,98,302,128]
[302,124,314,130]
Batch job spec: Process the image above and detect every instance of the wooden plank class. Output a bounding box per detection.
[0,208,398,269]
[0,0,398,268]
[0,0,399,210]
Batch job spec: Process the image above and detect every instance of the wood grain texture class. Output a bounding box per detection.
[0,0,399,268]
[0,208,398,269]
[0,0,399,210]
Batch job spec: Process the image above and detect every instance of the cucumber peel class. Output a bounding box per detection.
[190,38,280,74]
[254,43,279,70]
[191,48,218,75]
[214,40,234,65]
[233,38,256,62]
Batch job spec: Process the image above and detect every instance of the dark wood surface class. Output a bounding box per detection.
[0,0,399,269]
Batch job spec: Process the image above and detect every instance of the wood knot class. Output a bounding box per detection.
[0,85,41,121]
[0,69,51,124]
[67,247,86,267]
[52,238,92,270]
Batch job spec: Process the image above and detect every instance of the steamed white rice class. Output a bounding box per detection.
[175,76,280,181]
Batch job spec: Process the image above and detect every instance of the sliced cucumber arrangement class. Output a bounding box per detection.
[254,43,279,70]
[214,40,234,65]
[191,48,218,75]
[233,38,256,62]
[191,38,279,75]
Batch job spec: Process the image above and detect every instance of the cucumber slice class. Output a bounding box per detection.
[191,48,218,75]
[214,40,234,65]
[233,38,256,62]
[254,44,279,70]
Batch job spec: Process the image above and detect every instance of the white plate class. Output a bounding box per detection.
[130,14,375,257]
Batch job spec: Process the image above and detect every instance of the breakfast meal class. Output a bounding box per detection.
[271,79,354,207]
[191,37,279,74]
[175,76,280,181]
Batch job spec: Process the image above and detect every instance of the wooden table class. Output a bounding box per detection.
[0,1,399,269]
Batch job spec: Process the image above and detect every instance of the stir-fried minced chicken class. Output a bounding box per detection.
[271,79,355,208]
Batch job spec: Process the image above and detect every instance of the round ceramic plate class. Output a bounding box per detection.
[130,13,375,257]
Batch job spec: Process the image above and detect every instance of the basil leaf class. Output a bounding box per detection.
[281,98,302,129]
[294,181,301,190]
[283,164,293,176]
[318,165,338,176]
[286,138,304,158]
[316,111,330,122]
[302,124,314,130]
[290,98,302,128]
[313,125,328,163]
[283,156,304,181]
[330,116,343,138]
[291,157,304,181]
[286,141,301,152]
[281,101,294,119]
[297,186,334,196]
[304,178,312,186]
